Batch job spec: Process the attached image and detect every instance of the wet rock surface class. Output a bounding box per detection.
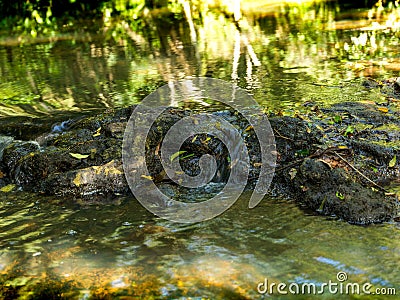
[0,100,399,225]
[290,158,396,224]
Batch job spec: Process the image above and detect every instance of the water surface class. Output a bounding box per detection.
[1,1,400,116]
[0,191,399,299]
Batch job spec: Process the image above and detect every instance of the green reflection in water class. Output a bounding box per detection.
[1,1,400,116]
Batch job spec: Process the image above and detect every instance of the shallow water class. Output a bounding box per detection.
[0,191,399,299]
[1,1,400,298]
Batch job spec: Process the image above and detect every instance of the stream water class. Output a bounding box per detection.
[0,191,399,299]
[0,1,399,299]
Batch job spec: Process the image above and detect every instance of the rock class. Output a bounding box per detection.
[104,122,127,138]
[42,160,128,200]
[1,141,41,186]
[290,159,396,224]
[0,102,398,224]
[269,116,321,163]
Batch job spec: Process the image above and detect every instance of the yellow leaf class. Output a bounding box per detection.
[93,127,102,137]
[69,153,90,159]
[389,155,396,168]
[0,184,16,192]
[385,192,396,196]
[141,175,153,180]
[377,107,388,113]
[177,280,184,288]
[191,136,197,143]
[73,173,82,187]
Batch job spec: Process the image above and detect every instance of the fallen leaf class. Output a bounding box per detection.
[154,142,161,155]
[69,153,90,159]
[179,153,195,160]
[0,184,16,192]
[170,151,186,162]
[333,115,342,123]
[141,175,153,180]
[289,168,297,180]
[389,155,396,168]
[73,173,82,187]
[335,191,345,200]
[317,159,332,169]
[343,125,354,137]
[93,127,102,137]
[385,192,396,196]
[301,185,309,192]
[90,148,97,159]
[377,107,389,113]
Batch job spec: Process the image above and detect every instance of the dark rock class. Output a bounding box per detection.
[0,103,398,225]
[270,116,321,163]
[290,159,395,224]
[1,141,40,179]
